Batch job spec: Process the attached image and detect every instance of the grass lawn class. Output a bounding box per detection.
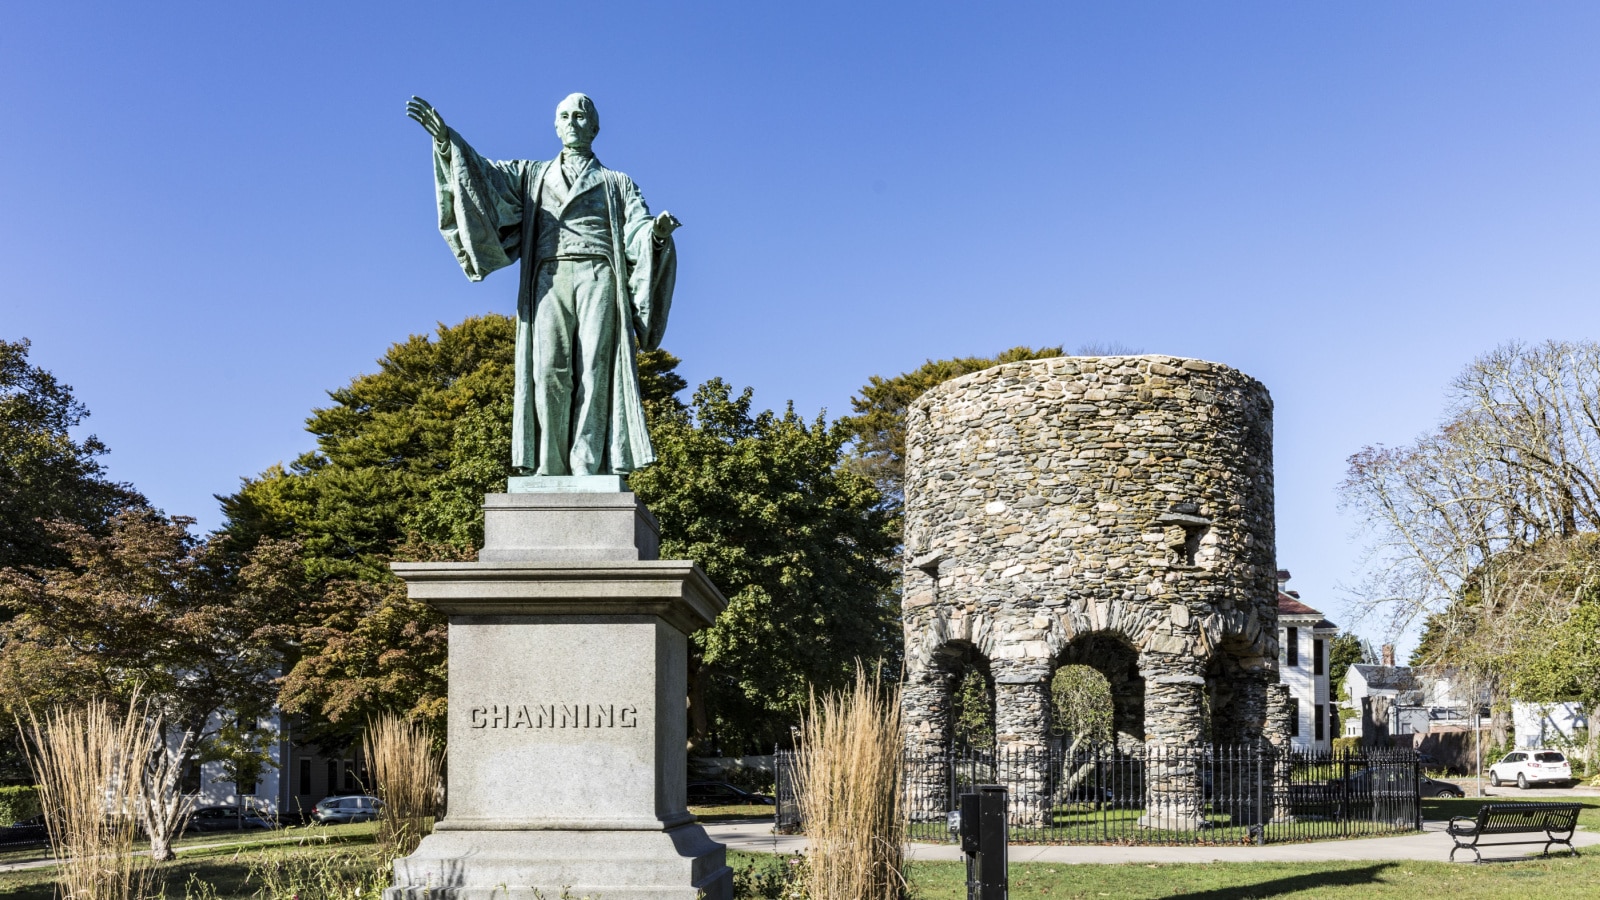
[4,812,1596,899]
[691,803,777,823]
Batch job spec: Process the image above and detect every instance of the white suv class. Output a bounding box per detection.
[1488,750,1575,788]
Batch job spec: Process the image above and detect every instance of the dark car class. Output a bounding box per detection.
[0,815,50,849]
[686,781,774,806]
[311,794,383,824]
[182,805,277,833]
[1340,765,1465,798]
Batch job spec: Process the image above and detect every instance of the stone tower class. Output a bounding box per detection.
[900,355,1285,828]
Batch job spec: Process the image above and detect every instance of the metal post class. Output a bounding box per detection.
[959,785,1007,900]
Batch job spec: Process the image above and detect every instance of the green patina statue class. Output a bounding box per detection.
[407,94,681,479]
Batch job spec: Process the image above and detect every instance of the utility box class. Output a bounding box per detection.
[957,785,1007,900]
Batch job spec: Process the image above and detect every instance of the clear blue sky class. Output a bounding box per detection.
[5,2,1600,651]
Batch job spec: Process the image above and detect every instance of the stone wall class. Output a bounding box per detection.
[899,355,1281,827]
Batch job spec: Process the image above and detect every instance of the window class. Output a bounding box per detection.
[1536,752,1566,763]
[1314,704,1325,740]
[1289,698,1301,736]
[326,759,338,793]
[342,760,356,792]
[299,758,312,795]
[1313,639,1325,676]
[1286,628,1299,667]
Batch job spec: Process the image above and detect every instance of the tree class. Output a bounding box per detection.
[0,340,147,784]
[0,339,144,573]
[950,669,994,750]
[0,509,286,853]
[0,510,282,741]
[1050,666,1112,749]
[631,380,898,752]
[1341,340,1600,742]
[1328,633,1369,703]
[220,316,894,754]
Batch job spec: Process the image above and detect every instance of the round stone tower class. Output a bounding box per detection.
[900,355,1283,828]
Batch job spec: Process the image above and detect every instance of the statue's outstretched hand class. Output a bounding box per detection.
[406,96,448,143]
[652,211,682,240]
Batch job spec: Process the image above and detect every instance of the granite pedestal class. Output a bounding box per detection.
[387,491,731,900]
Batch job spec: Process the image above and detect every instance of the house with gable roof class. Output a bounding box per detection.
[1276,570,1339,752]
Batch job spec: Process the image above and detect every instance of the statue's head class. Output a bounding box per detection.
[554,93,599,151]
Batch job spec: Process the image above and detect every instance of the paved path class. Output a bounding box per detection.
[703,818,1600,864]
[8,818,1594,874]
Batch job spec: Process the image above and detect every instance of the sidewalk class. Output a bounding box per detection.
[702,819,1600,864]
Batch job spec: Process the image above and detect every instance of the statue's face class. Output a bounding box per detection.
[554,96,598,150]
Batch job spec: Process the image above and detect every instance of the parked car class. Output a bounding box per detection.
[182,805,277,833]
[686,782,774,806]
[0,815,50,848]
[1488,749,1575,788]
[311,794,383,824]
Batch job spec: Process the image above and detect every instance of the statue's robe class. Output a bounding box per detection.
[430,127,675,475]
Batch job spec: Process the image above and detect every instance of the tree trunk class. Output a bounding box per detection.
[137,729,194,864]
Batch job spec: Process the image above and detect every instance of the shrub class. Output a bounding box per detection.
[795,668,904,900]
[364,714,442,858]
[733,852,807,900]
[22,700,161,900]
[0,784,40,825]
[1331,737,1359,756]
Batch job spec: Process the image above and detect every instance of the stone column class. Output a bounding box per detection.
[902,664,955,823]
[1208,672,1273,825]
[387,491,731,900]
[1265,683,1295,823]
[993,659,1052,828]
[1139,653,1207,830]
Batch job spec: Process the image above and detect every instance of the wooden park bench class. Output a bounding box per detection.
[1446,801,1582,862]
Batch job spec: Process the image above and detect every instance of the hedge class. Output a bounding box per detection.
[0,785,40,825]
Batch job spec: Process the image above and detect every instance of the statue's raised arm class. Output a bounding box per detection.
[406,96,448,142]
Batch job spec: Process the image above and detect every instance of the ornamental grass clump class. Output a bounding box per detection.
[22,699,162,900]
[364,713,443,857]
[795,668,905,900]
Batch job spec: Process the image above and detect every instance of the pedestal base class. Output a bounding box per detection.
[386,825,731,900]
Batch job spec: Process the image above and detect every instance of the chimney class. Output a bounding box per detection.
[1381,644,1395,667]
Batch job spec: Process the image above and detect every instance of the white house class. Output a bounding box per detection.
[1276,570,1339,752]
[189,712,363,819]
[1512,701,1588,751]
[1342,645,1429,743]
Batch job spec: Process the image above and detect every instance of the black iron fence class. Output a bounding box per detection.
[776,743,1422,845]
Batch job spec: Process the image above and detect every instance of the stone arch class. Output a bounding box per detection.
[1051,631,1145,752]
[1204,632,1277,746]
[904,638,996,759]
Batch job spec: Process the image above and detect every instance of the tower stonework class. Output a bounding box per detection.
[901,356,1279,829]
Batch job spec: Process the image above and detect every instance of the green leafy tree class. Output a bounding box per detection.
[0,338,144,572]
[950,669,994,751]
[1050,666,1113,748]
[1329,633,1369,702]
[0,339,147,783]
[631,380,897,752]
